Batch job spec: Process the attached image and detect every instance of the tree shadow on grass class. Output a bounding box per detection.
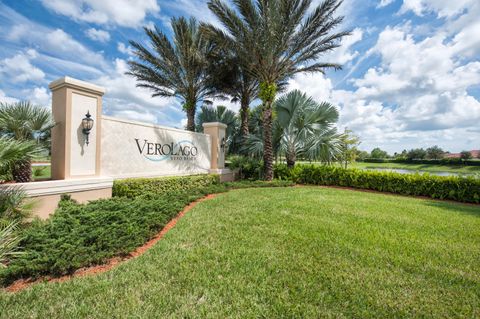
[423,200,480,217]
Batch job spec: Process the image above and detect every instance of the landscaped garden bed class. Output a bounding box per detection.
[0,175,292,286]
[1,186,479,318]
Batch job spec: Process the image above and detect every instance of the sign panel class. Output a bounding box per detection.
[100,116,211,179]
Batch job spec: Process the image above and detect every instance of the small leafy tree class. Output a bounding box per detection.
[460,151,473,160]
[426,145,445,159]
[370,147,389,159]
[407,148,427,160]
[356,150,370,161]
[338,128,360,168]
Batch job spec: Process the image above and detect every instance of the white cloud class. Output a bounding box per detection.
[117,42,134,56]
[377,0,395,8]
[324,28,363,65]
[4,17,108,71]
[288,21,480,153]
[95,59,182,126]
[399,0,474,18]
[0,90,18,104]
[22,87,51,106]
[39,0,160,28]
[85,28,110,42]
[0,49,45,83]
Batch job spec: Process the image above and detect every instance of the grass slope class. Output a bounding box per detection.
[1,187,479,318]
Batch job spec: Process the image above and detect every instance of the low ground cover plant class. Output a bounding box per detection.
[275,164,480,203]
[0,176,292,285]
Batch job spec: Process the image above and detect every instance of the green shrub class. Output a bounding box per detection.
[227,155,263,180]
[274,164,480,203]
[0,189,210,284]
[113,174,220,198]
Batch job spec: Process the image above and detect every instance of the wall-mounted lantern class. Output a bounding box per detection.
[220,137,226,152]
[82,111,94,146]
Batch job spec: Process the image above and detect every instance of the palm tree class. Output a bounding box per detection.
[196,105,239,153]
[0,137,41,183]
[127,17,216,131]
[0,102,54,182]
[0,220,23,268]
[203,0,350,180]
[243,90,341,167]
[0,137,36,222]
[206,51,258,137]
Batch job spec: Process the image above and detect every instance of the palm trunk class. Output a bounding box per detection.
[12,159,32,183]
[186,107,195,132]
[262,104,274,181]
[240,95,249,137]
[286,152,296,168]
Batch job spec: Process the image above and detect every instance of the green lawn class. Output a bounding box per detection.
[32,165,51,180]
[1,187,479,318]
[348,161,480,174]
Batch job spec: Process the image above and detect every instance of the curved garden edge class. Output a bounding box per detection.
[4,193,219,293]
[3,183,478,293]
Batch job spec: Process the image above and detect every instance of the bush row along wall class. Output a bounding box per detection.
[360,158,480,166]
[274,164,480,203]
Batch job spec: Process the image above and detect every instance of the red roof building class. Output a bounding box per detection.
[444,150,480,158]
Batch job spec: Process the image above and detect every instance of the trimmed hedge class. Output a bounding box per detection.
[113,174,220,198]
[275,164,480,203]
[361,158,480,166]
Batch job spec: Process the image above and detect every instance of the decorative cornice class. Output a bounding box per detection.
[49,76,106,96]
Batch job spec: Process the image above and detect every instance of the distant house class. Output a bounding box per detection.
[444,150,480,158]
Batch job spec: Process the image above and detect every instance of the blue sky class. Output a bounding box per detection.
[0,0,479,153]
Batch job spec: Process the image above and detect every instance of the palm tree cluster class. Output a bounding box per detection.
[127,0,350,180]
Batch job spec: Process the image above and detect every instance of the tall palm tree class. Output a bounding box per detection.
[203,0,350,180]
[243,90,342,167]
[0,102,53,182]
[206,51,258,137]
[127,17,216,131]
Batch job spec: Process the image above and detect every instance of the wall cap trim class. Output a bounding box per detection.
[102,115,211,137]
[49,76,106,95]
[0,177,113,197]
[203,122,228,129]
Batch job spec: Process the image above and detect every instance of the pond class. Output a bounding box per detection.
[364,167,469,177]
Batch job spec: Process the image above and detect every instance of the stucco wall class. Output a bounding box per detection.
[100,116,212,179]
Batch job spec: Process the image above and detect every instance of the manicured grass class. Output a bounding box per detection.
[32,165,51,180]
[349,161,480,174]
[1,187,479,318]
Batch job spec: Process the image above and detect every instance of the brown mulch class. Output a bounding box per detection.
[4,194,218,293]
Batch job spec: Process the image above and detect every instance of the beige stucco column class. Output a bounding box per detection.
[202,122,227,170]
[49,77,105,180]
